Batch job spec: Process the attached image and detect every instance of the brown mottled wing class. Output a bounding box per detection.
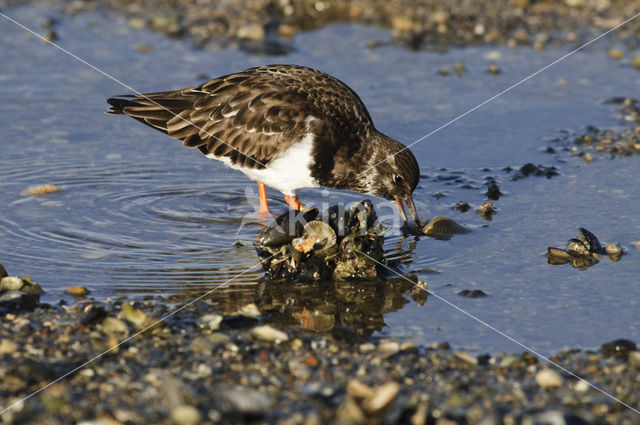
[107,65,375,169]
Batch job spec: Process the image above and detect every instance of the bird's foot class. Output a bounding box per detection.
[284,194,304,211]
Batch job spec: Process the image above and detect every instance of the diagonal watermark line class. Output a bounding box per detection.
[357,249,640,416]
[0,11,267,169]
[0,258,268,415]
[358,10,640,178]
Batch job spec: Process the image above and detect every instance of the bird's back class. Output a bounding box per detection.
[107,65,376,169]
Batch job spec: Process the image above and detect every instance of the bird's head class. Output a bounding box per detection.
[365,134,421,228]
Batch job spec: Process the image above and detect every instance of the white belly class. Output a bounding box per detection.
[206,131,319,195]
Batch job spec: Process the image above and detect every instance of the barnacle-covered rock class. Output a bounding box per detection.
[255,201,387,282]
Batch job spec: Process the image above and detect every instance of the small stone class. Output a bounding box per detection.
[104,334,120,355]
[250,325,288,343]
[170,405,202,425]
[457,289,487,298]
[359,342,375,353]
[277,24,296,38]
[583,152,594,163]
[128,18,146,30]
[488,63,501,74]
[574,380,590,392]
[363,382,400,413]
[121,303,157,331]
[391,16,414,33]
[1,276,24,291]
[632,54,640,71]
[336,396,366,423]
[22,184,60,196]
[454,61,465,75]
[628,351,640,368]
[536,369,563,388]
[608,49,625,60]
[135,43,153,53]
[454,351,478,366]
[378,341,400,356]
[214,387,271,417]
[604,243,622,256]
[438,68,449,76]
[499,355,520,368]
[200,313,223,331]
[237,24,265,40]
[346,379,375,399]
[65,286,89,296]
[101,317,128,334]
[0,338,19,354]
[237,303,261,318]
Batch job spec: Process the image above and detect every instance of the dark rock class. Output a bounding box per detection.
[486,181,501,200]
[0,290,40,312]
[457,289,488,298]
[0,264,7,279]
[602,339,637,357]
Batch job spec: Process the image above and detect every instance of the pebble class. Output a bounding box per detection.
[0,338,19,355]
[200,313,223,331]
[346,379,375,399]
[632,54,640,71]
[22,184,60,196]
[535,369,563,388]
[1,276,24,291]
[101,317,128,334]
[214,387,271,417]
[362,382,400,413]
[250,324,289,343]
[608,49,625,60]
[454,351,478,366]
[170,404,201,425]
[135,43,153,53]
[128,17,146,30]
[65,286,89,296]
[237,24,265,40]
[237,303,261,318]
[604,242,622,256]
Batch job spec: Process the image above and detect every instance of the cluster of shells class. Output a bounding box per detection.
[547,227,622,269]
[255,201,386,282]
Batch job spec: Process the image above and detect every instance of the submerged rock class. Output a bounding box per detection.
[255,201,386,282]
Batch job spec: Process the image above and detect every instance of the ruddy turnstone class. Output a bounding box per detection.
[107,64,421,226]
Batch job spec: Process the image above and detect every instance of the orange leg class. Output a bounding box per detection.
[284,194,304,211]
[257,182,271,218]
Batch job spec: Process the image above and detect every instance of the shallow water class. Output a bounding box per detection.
[1,5,639,354]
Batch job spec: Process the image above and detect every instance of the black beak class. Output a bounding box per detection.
[394,194,421,228]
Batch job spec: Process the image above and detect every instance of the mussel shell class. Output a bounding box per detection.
[303,220,337,252]
[422,216,469,238]
[347,200,377,234]
[578,227,603,254]
[258,208,319,247]
[566,238,590,256]
[325,204,349,237]
[547,247,578,265]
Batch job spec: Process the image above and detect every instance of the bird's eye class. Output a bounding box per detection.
[393,174,404,184]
